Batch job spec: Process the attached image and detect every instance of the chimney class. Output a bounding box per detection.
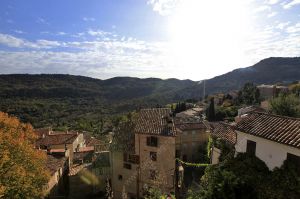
[48,127,53,135]
[167,116,173,128]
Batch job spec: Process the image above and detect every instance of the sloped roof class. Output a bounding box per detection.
[134,108,176,136]
[83,134,103,147]
[236,112,300,149]
[36,133,78,146]
[176,122,207,131]
[211,122,237,145]
[46,154,66,175]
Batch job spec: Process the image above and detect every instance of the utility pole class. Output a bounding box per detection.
[203,79,206,101]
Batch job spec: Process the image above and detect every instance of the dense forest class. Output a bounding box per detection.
[0,57,299,131]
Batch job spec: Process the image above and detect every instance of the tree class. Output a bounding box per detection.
[206,97,215,121]
[144,187,175,199]
[270,94,300,117]
[187,153,300,199]
[237,83,260,105]
[110,112,137,152]
[0,112,49,199]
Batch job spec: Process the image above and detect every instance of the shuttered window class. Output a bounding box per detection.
[146,136,158,147]
[246,140,256,156]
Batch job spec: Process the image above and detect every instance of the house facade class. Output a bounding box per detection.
[257,84,289,100]
[175,119,209,162]
[210,122,236,165]
[112,108,177,199]
[235,112,300,170]
[111,108,212,198]
[35,129,85,165]
[44,151,70,199]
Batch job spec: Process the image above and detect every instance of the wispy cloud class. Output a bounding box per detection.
[83,17,95,22]
[267,0,280,5]
[0,33,61,49]
[14,30,25,34]
[276,21,291,29]
[0,31,172,79]
[87,29,112,37]
[254,5,271,13]
[286,23,300,33]
[267,11,277,17]
[147,0,179,16]
[36,17,49,25]
[57,31,67,36]
[283,0,300,9]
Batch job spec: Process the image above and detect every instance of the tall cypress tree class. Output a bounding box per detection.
[206,97,215,121]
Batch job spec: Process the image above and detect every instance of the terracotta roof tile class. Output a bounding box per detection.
[46,154,66,175]
[36,133,78,146]
[236,112,300,149]
[134,108,176,136]
[211,122,237,145]
[176,122,207,131]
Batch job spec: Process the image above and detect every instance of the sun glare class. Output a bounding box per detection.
[168,0,254,79]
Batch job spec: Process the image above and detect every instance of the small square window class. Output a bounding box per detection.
[150,152,157,161]
[123,163,132,170]
[146,136,158,147]
[118,175,123,180]
[123,153,128,162]
[149,170,157,180]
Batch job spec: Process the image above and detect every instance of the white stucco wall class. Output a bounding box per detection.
[235,131,300,170]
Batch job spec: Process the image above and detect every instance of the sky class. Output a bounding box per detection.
[0,0,300,81]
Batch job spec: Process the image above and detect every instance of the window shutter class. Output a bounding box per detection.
[153,137,158,147]
[123,153,128,162]
[147,137,151,146]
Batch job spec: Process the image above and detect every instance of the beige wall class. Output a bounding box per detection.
[175,129,209,161]
[211,147,221,165]
[235,131,300,170]
[50,144,74,165]
[135,134,176,196]
[45,168,62,195]
[111,151,138,199]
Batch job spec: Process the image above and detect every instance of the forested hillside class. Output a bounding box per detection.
[0,57,299,130]
[0,74,196,129]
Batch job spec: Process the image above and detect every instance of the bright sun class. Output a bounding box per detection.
[167,0,254,80]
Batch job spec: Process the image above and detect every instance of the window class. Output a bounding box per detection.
[150,152,157,161]
[246,140,256,155]
[128,154,140,164]
[192,130,196,135]
[149,170,157,180]
[123,163,132,170]
[147,136,158,147]
[123,153,128,162]
[40,145,47,150]
[118,175,123,180]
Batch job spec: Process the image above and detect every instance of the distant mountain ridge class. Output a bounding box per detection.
[0,57,299,127]
[176,57,300,99]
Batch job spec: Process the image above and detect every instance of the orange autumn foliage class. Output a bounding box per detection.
[0,112,50,199]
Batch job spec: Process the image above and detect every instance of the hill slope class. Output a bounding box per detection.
[0,57,299,129]
[177,57,300,99]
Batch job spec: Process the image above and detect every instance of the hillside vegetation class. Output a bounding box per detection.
[0,57,299,130]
